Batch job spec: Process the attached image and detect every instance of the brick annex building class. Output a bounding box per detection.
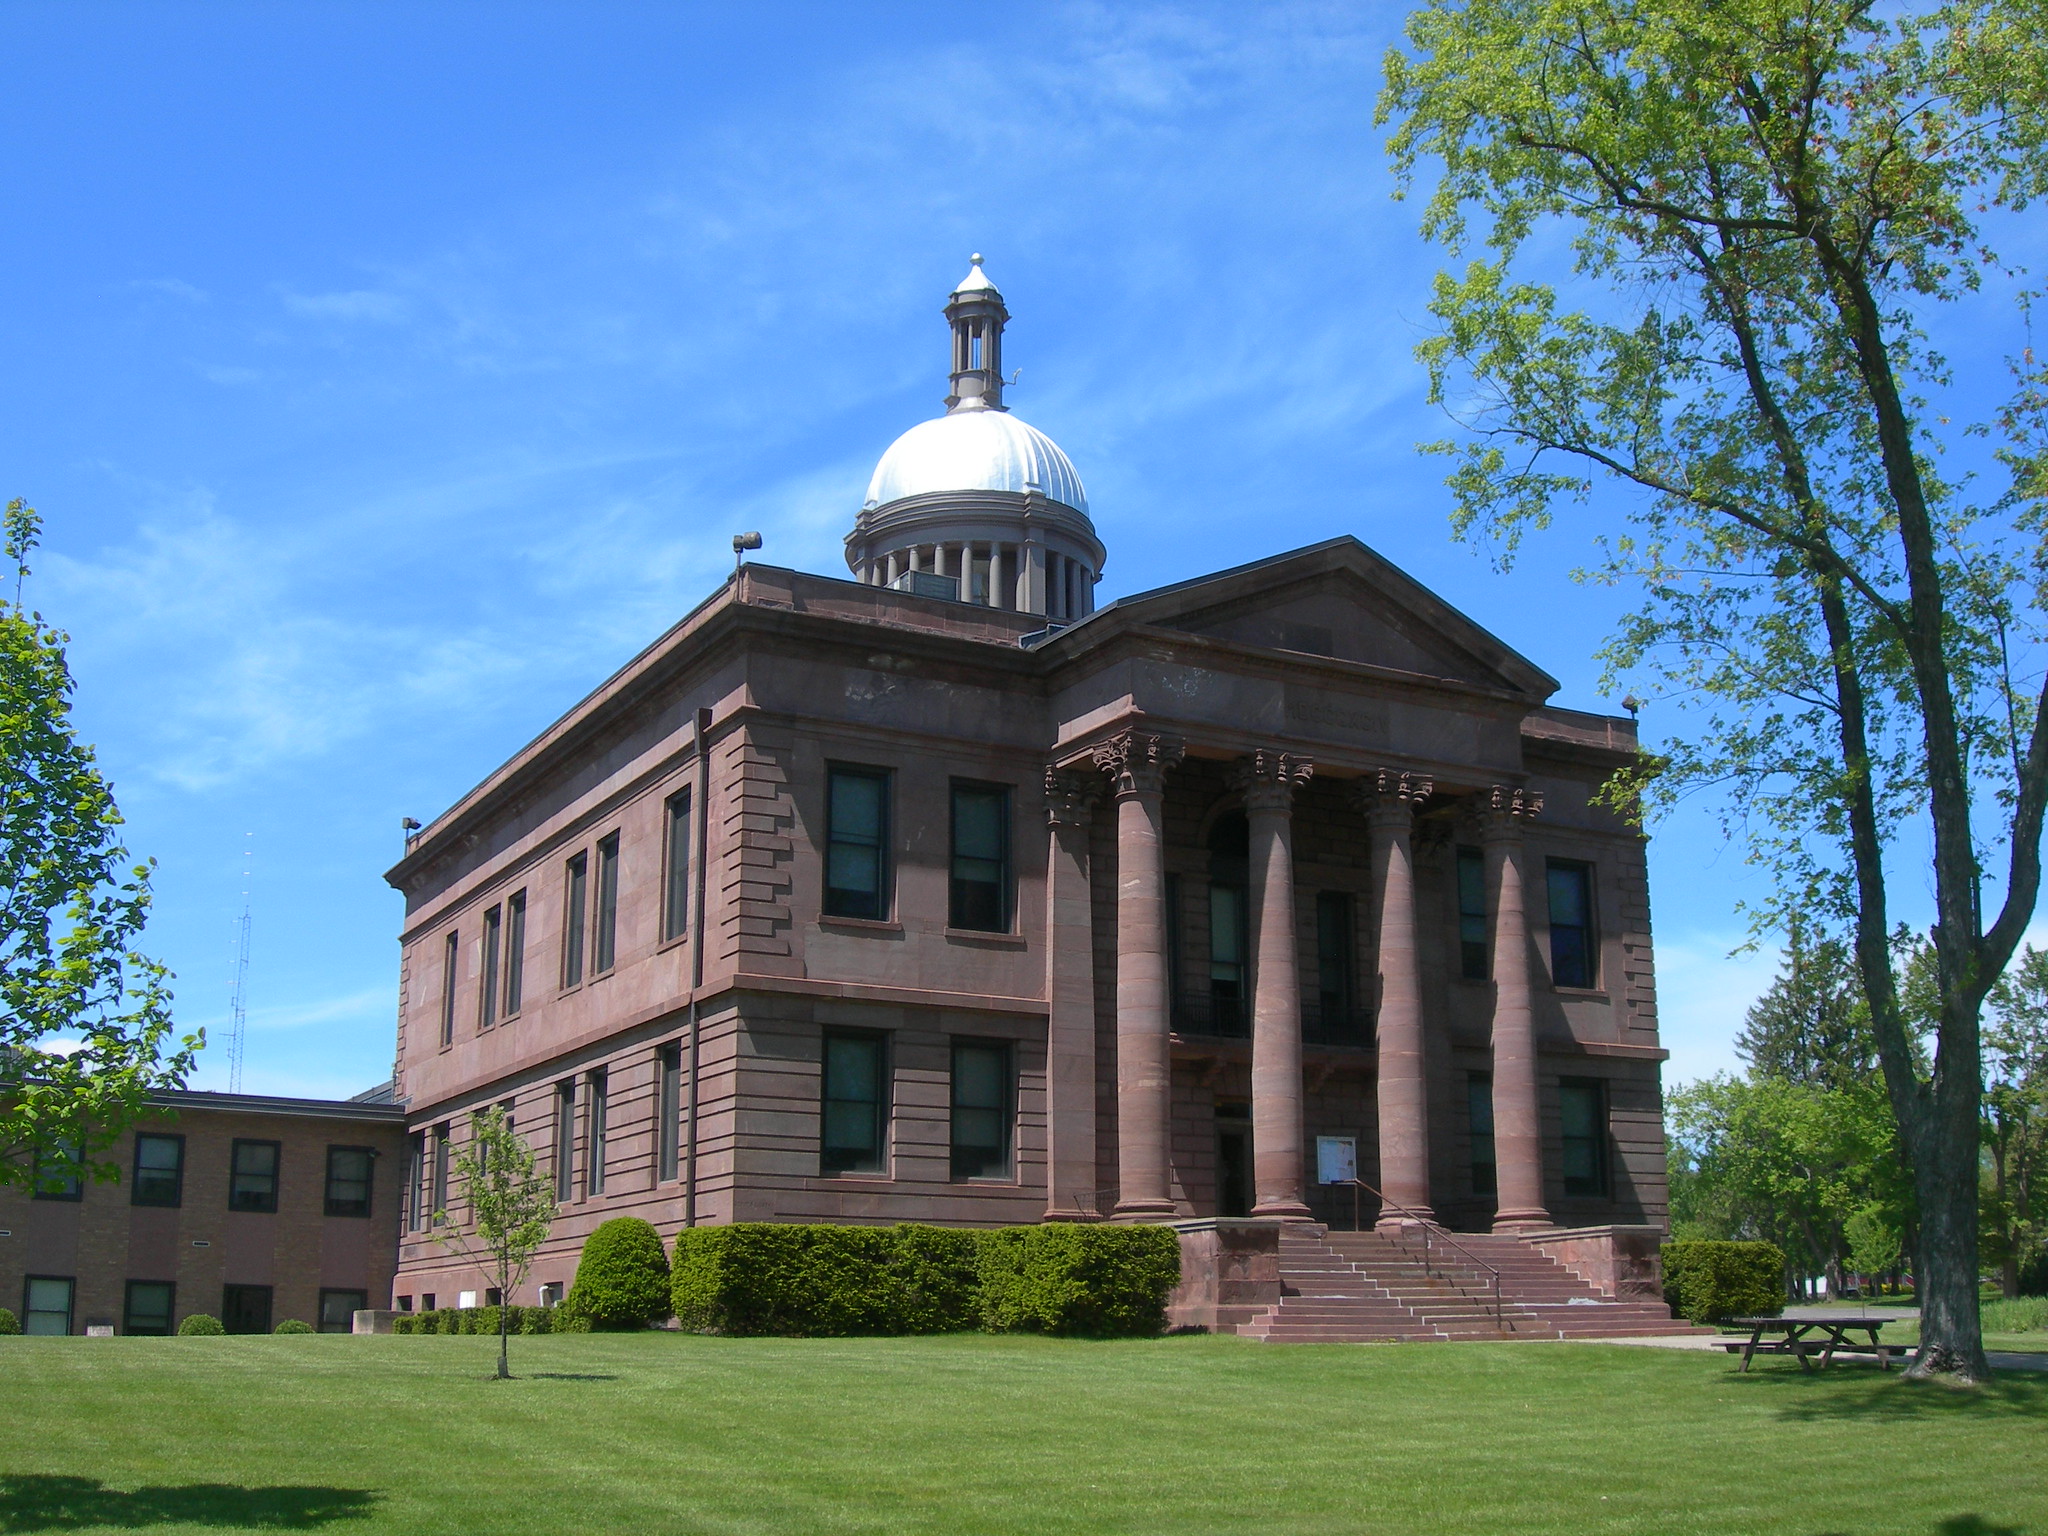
[389,261,1680,1337]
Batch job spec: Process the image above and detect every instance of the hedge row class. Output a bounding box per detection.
[391,1304,583,1335]
[1661,1240,1785,1323]
[671,1222,1181,1338]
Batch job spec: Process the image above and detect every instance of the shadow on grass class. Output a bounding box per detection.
[1731,1365,2048,1423]
[1814,1520,2024,1536]
[0,1476,375,1531]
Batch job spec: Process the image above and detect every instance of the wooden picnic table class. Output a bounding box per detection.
[1722,1312,1916,1373]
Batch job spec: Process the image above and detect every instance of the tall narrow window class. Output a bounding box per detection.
[1315,892,1355,1038]
[440,930,459,1046]
[229,1140,280,1213]
[1560,1079,1610,1197]
[562,853,588,987]
[949,1040,1013,1180]
[430,1125,450,1217]
[480,905,502,1028]
[820,1031,887,1174]
[1547,860,1596,988]
[1209,884,1247,1035]
[658,1042,683,1182]
[825,766,890,919]
[405,1133,425,1231]
[554,1082,576,1200]
[664,790,692,943]
[1457,846,1489,980]
[949,782,1010,931]
[585,1069,608,1197]
[593,833,620,974]
[132,1133,185,1208]
[1468,1073,1497,1198]
[325,1146,374,1218]
[503,891,526,1016]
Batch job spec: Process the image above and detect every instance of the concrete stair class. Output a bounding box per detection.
[1235,1226,1696,1343]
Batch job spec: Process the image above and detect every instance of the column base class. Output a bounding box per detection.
[1250,1199,1314,1220]
[1112,1198,1180,1220]
[1491,1210,1553,1234]
[1041,1206,1106,1223]
[1375,1210,1436,1233]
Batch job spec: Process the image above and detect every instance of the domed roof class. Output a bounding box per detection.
[863,407,1089,516]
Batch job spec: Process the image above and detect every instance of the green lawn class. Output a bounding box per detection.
[1,1333,2043,1535]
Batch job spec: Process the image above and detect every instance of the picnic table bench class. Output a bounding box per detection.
[1720,1313,1917,1372]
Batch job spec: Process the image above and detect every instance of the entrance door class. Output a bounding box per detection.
[1215,1106,1251,1218]
[221,1284,273,1335]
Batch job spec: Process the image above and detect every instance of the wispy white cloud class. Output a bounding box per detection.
[131,276,209,304]
[278,287,409,323]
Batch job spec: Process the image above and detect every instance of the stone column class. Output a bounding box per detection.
[1478,785,1551,1230]
[1043,767,1101,1219]
[1092,728,1185,1218]
[1232,750,1315,1219]
[1022,537,1047,615]
[1357,769,1435,1227]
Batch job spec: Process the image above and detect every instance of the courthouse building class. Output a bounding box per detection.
[386,260,1677,1335]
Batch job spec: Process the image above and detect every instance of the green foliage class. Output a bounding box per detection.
[1845,1205,1905,1278]
[978,1224,1181,1338]
[566,1217,672,1330]
[271,1319,313,1335]
[1981,1295,2048,1332]
[1662,1241,1786,1323]
[0,498,197,1193]
[518,1304,554,1335]
[0,1306,18,1334]
[389,1313,414,1335]
[430,1105,558,1374]
[1984,946,2048,1293]
[177,1314,224,1336]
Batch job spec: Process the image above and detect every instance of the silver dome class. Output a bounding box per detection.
[863,408,1089,516]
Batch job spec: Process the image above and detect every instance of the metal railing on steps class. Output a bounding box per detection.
[1324,1179,1505,1332]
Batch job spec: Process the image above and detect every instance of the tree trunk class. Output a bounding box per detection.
[1904,1133,1991,1382]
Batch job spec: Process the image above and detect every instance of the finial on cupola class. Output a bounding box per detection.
[944,253,1009,413]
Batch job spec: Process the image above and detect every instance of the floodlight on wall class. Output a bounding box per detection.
[733,531,763,575]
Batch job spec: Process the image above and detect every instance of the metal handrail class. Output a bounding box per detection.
[1332,1178,1504,1331]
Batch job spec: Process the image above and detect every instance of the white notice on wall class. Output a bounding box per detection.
[1316,1135,1357,1186]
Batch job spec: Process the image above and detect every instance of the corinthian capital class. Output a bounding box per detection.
[1044,766,1101,829]
[1228,749,1314,814]
[1468,783,1544,840]
[1352,767,1434,823]
[1091,729,1185,798]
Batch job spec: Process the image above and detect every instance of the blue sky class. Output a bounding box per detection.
[2,0,1922,1098]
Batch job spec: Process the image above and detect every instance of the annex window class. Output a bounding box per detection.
[1457,846,1489,981]
[554,1081,576,1201]
[124,1280,175,1336]
[949,782,1011,932]
[659,1041,683,1183]
[325,1146,374,1218]
[585,1069,609,1197]
[1560,1079,1610,1198]
[431,1124,451,1217]
[1468,1073,1497,1199]
[949,1040,1013,1180]
[664,789,692,943]
[503,890,527,1016]
[32,1138,83,1201]
[22,1276,74,1336]
[562,852,589,988]
[131,1132,185,1208]
[221,1284,273,1335]
[820,1031,887,1175]
[824,765,890,920]
[319,1288,368,1334]
[1315,892,1356,1039]
[228,1139,279,1214]
[480,904,502,1028]
[440,929,459,1047]
[593,833,620,974]
[1546,860,1596,988]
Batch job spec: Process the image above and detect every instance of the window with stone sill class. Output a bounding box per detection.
[325,1145,375,1218]
[825,765,891,921]
[1546,859,1597,989]
[1559,1078,1610,1198]
[950,1039,1013,1180]
[821,1030,888,1175]
[228,1138,279,1214]
[592,833,620,974]
[949,780,1011,932]
[131,1133,185,1208]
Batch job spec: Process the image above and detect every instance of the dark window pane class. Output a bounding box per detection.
[950,1041,1012,1179]
[1547,861,1595,988]
[665,790,692,942]
[949,784,1010,931]
[825,768,889,919]
[431,1127,450,1215]
[1468,1073,1497,1198]
[480,906,502,1028]
[319,1289,368,1334]
[659,1043,683,1182]
[1209,883,1247,1036]
[221,1284,273,1335]
[1457,846,1489,980]
[563,854,588,987]
[132,1133,184,1208]
[821,1033,886,1173]
[1560,1080,1609,1196]
[504,891,526,1016]
[440,930,459,1046]
[593,834,620,974]
[325,1146,373,1218]
[554,1083,575,1200]
[1314,891,1356,1041]
[586,1071,608,1196]
[229,1140,279,1213]
[124,1280,175,1336]
[24,1277,74,1335]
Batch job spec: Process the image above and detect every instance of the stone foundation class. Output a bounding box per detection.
[1164,1217,1285,1332]
[1522,1224,1665,1301]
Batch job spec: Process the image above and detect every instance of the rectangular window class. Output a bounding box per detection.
[820,1031,887,1174]
[318,1288,368,1334]
[221,1284,273,1335]
[950,1040,1013,1180]
[949,781,1011,931]
[325,1146,374,1218]
[664,790,692,943]
[1315,891,1355,1036]
[503,890,527,1016]
[1560,1079,1610,1197]
[1457,846,1489,981]
[431,1124,450,1217]
[593,832,620,974]
[824,765,890,920]
[131,1132,185,1208]
[229,1139,280,1214]
[1209,882,1248,1036]
[124,1279,176,1336]
[554,1081,576,1200]
[440,930,459,1047]
[405,1132,425,1231]
[480,905,502,1028]
[1468,1073,1497,1198]
[32,1139,83,1201]
[586,1070,608,1197]
[22,1276,74,1336]
[659,1042,683,1183]
[1547,860,1596,988]
[562,852,588,987]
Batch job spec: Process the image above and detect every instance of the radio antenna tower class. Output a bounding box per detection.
[228,833,252,1094]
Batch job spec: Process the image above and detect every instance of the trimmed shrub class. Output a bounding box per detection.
[565,1217,672,1330]
[390,1313,416,1335]
[272,1319,314,1335]
[435,1307,463,1335]
[888,1225,984,1334]
[518,1304,555,1335]
[673,1223,904,1336]
[1662,1241,1785,1323]
[178,1314,225,1336]
[979,1224,1180,1338]
[0,1307,19,1335]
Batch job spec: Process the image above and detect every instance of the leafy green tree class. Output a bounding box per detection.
[433,1106,556,1379]
[0,499,196,1192]
[1383,0,2048,1381]
[1983,946,2048,1295]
